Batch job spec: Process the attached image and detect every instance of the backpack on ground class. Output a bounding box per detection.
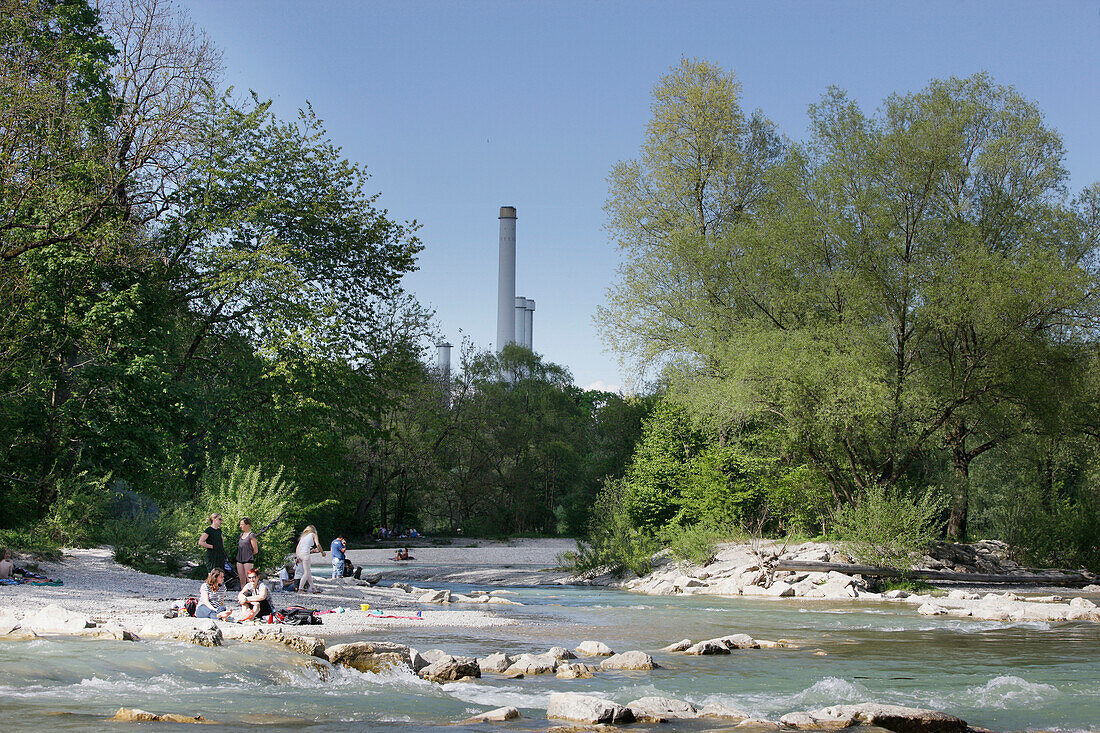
[184,597,198,617]
[273,606,322,626]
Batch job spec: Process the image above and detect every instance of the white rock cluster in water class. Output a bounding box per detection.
[596,541,1100,624]
[543,693,970,731]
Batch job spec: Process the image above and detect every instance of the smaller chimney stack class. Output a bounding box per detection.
[435,341,453,380]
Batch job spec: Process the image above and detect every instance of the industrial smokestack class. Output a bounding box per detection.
[435,341,453,380]
[524,298,535,350]
[496,206,517,353]
[514,297,527,348]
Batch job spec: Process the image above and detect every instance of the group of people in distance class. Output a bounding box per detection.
[194,515,352,620]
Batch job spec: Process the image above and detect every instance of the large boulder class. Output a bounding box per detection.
[546,693,635,724]
[800,703,968,733]
[662,638,693,652]
[93,621,138,641]
[721,633,759,649]
[477,652,514,673]
[627,696,698,719]
[0,608,21,636]
[137,620,222,646]
[418,589,451,603]
[600,651,658,670]
[26,604,92,635]
[461,707,520,723]
[326,641,416,673]
[504,653,559,675]
[684,639,731,655]
[556,662,599,679]
[241,630,325,658]
[109,707,211,724]
[574,640,614,656]
[419,654,480,682]
[545,645,576,660]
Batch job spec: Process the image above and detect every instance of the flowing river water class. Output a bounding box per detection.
[2,581,1098,731]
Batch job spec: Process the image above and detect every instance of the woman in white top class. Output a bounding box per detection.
[295,525,325,593]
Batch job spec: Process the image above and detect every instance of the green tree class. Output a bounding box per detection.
[601,64,1100,539]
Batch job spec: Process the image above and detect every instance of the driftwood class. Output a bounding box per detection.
[773,560,1092,587]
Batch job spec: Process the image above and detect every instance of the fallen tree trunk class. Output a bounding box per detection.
[773,560,1093,587]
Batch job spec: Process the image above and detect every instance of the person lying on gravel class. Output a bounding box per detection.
[197,569,233,621]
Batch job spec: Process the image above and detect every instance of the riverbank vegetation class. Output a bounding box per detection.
[587,59,1100,574]
[2,3,1097,576]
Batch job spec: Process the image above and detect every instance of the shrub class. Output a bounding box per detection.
[661,520,741,566]
[41,468,113,546]
[198,455,302,570]
[0,528,62,560]
[831,484,948,570]
[561,477,661,576]
[108,505,197,576]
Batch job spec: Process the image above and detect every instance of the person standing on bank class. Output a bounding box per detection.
[236,517,259,586]
[330,534,347,581]
[295,525,325,593]
[198,514,227,573]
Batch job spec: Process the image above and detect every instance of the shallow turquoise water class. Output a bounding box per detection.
[2,585,1098,731]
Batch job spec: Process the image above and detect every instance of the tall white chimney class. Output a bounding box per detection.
[496,206,517,352]
[524,298,535,350]
[435,341,452,379]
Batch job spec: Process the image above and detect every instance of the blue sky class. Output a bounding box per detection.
[184,1,1100,392]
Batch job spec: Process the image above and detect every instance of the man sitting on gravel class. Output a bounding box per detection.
[0,549,13,579]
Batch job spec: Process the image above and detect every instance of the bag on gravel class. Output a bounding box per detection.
[273,606,322,626]
[184,597,198,617]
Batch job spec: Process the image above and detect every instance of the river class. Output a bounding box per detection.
[2,582,1098,731]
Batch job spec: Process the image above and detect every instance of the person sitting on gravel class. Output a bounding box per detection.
[236,569,272,620]
[393,547,412,561]
[197,569,232,621]
[0,549,13,579]
[277,557,301,590]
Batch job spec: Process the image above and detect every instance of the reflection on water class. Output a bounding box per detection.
[2,585,1098,731]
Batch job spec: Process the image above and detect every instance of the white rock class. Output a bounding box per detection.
[1070,597,1097,609]
[720,633,759,649]
[736,718,780,729]
[662,638,693,652]
[627,696,697,719]
[766,581,795,597]
[504,653,558,675]
[545,646,575,660]
[575,640,614,656]
[684,639,731,655]
[884,589,909,599]
[27,604,92,635]
[462,706,520,723]
[477,652,514,673]
[947,590,980,600]
[546,693,634,724]
[555,662,598,679]
[600,650,658,670]
[918,603,948,616]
